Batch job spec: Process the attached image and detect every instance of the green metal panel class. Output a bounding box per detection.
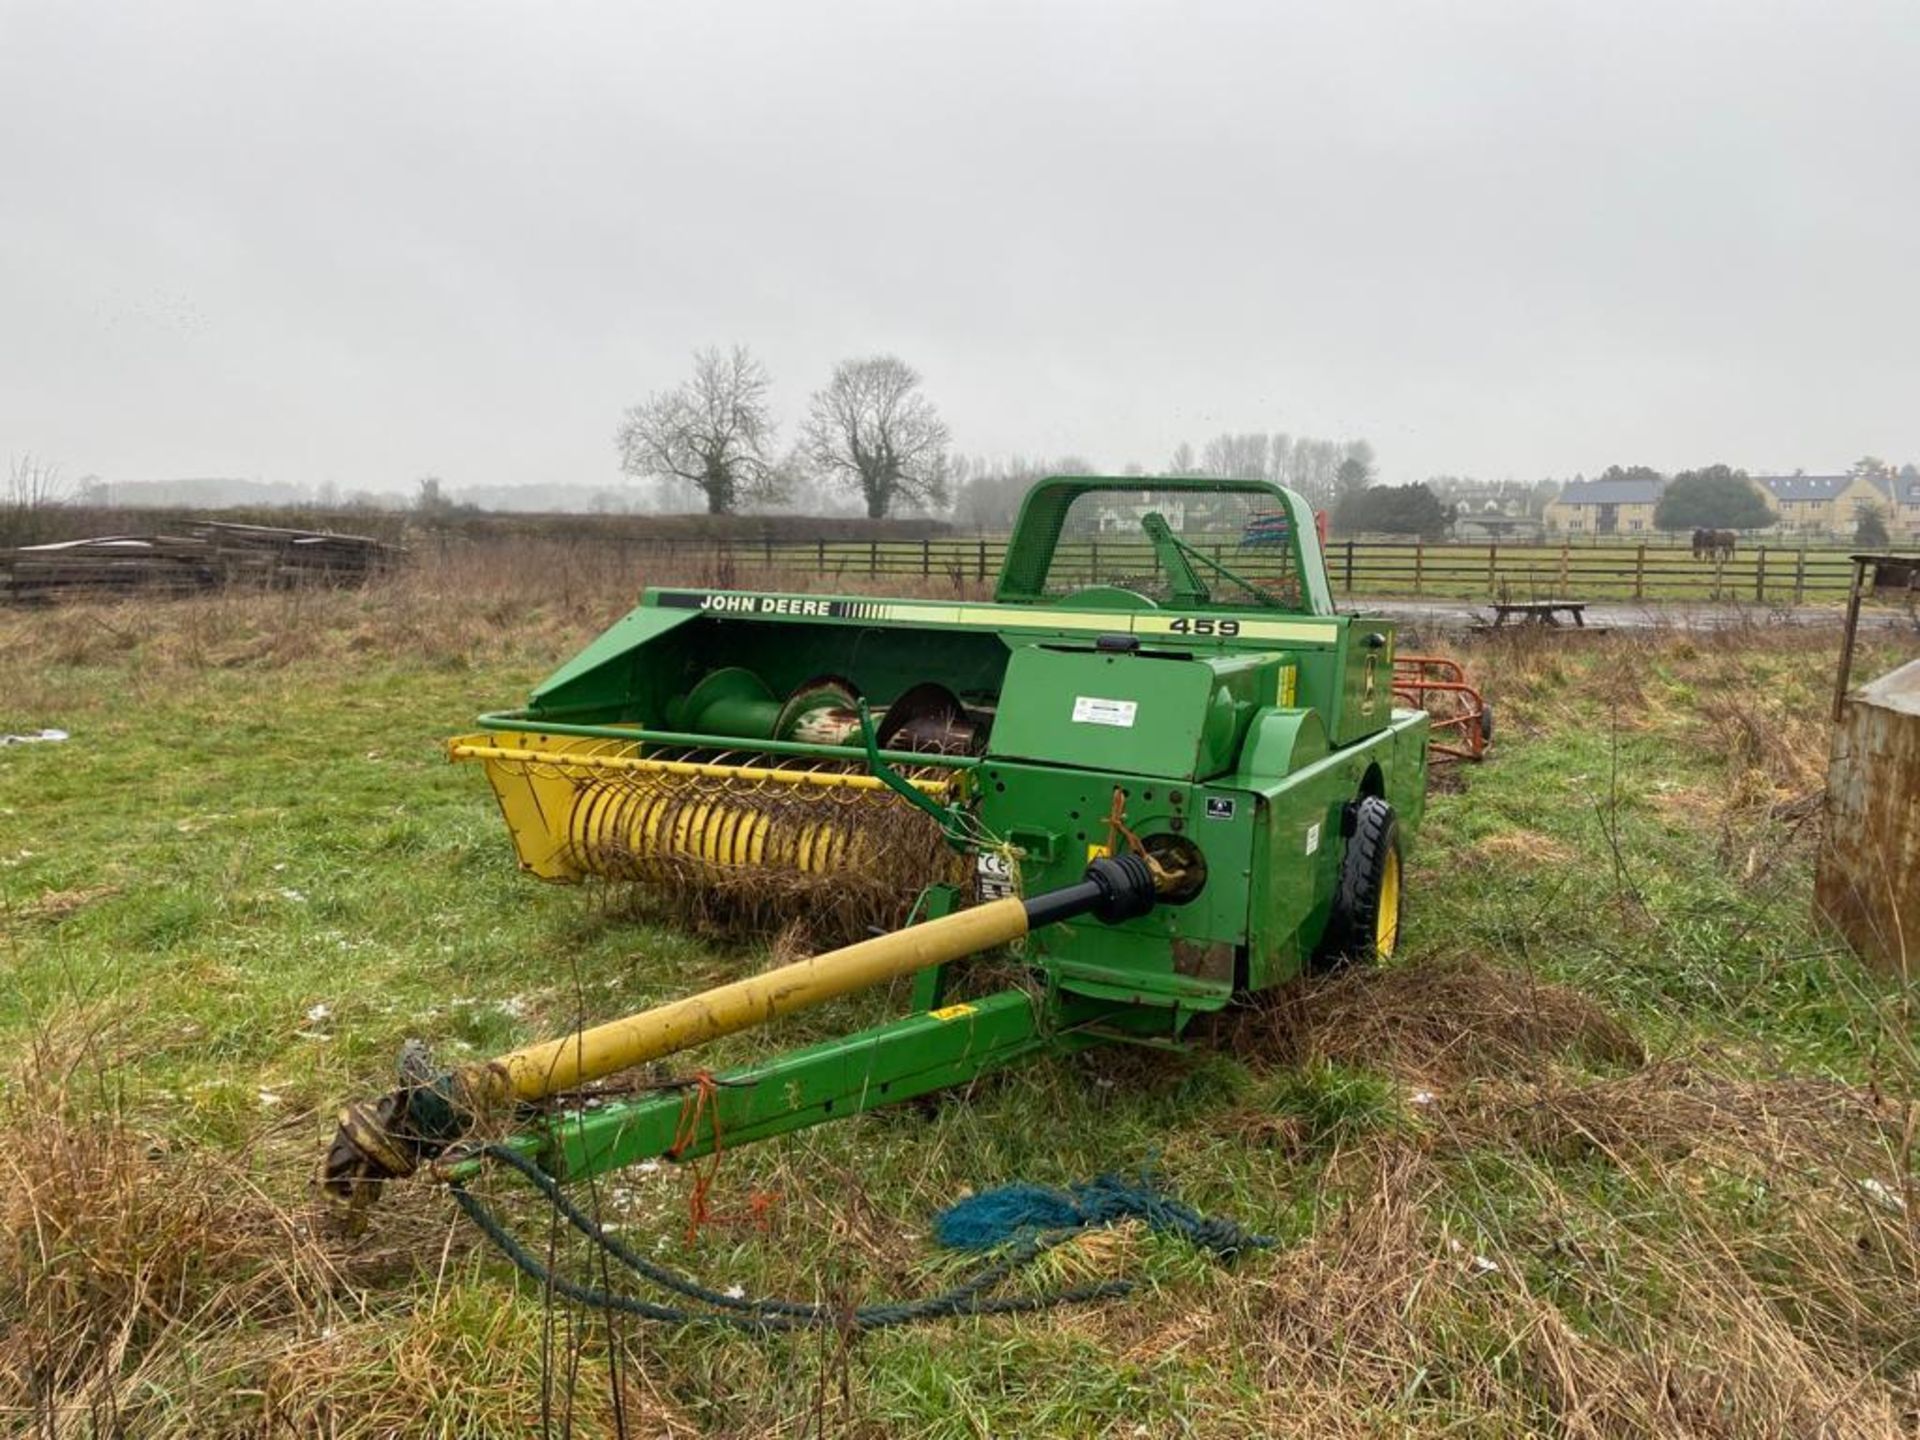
[974,761,1257,1008]
[1240,709,1430,989]
[1330,618,1397,746]
[1383,709,1431,835]
[1235,706,1331,781]
[529,604,698,713]
[986,646,1282,783]
[1279,617,1400,749]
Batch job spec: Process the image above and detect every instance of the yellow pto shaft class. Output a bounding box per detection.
[473,896,1030,1104]
[320,853,1161,1218]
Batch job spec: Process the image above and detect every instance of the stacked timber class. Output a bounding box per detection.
[0,523,402,604]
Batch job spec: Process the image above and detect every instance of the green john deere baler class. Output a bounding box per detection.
[323,477,1430,1216]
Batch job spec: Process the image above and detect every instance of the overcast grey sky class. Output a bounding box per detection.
[3,0,1916,496]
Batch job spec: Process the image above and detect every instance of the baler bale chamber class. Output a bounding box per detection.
[325,477,1441,1226]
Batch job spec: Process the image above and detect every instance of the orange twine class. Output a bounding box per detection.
[665,1071,778,1243]
[1103,787,1150,862]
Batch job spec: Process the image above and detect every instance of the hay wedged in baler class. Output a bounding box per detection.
[618,801,965,944]
[562,756,969,944]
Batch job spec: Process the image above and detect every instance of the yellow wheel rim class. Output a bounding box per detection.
[1375,847,1401,957]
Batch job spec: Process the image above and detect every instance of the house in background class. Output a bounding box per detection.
[1545,467,1918,540]
[1433,480,1545,540]
[1894,469,1920,538]
[1542,475,1664,535]
[1093,498,1186,533]
[1750,473,1898,535]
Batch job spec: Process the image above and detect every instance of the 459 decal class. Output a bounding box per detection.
[1164,617,1241,636]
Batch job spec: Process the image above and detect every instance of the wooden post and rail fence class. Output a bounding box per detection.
[5,526,1889,607]
[583,535,1876,605]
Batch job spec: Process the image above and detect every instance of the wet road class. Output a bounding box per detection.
[1342,596,1918,634]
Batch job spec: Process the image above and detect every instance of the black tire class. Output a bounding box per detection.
[1316,796,1404,970]
[1478,701,1495,746]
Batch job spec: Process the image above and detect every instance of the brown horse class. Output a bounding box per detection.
[1691,528,1737,561]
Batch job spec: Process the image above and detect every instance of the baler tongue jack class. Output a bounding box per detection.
[320,855,1160,1222]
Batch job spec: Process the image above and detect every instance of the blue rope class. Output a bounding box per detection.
[452,1144,1125,1332]
[452,1145,1268,1332]
[934,1172,1273,1257]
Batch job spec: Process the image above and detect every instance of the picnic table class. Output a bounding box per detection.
[1487,599,1588,628]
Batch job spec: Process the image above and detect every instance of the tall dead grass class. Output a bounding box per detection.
[1229,954,1646,1083]
[0,1026,333,1435]
[0,535,994,685]
[0,1018,574,1438]
[1454,620,1879,872]
[1192,959,1919,1437]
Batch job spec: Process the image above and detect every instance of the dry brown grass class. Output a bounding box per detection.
[1467,828,1578,867]
[0,535,994,689]
[0,1018,637,1439]
[1182,955,1919,1437]
[1211,988,1914,1437]
[0,1027,333,1435]
[1473,1065,1920,1439]
[7,885,121,924]
[1447,619,1905,890]
[1228,954,1646,1084]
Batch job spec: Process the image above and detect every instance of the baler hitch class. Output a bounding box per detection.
[320,855,1161,1222]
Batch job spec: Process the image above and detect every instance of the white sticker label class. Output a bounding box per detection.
[975,851,1015,900]
[1072,696,1137,728]
[1305,821,1321,855]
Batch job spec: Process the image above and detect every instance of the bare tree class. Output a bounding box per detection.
[1163,431,1370,509]
[1201,431,1271,479]
[800,355,951,518]
[616,346,780,515]
[3,454,66,546]
[1282,438,1342,509]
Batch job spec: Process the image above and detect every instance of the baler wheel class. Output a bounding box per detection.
[1318,797,1404,970]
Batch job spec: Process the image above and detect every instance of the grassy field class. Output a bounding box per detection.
[2,544,1917,1437]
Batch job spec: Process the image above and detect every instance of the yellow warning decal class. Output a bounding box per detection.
[1086,842,1112,862]
[929,1003,978,1022]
